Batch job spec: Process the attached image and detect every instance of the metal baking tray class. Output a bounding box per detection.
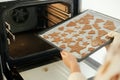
[40,9,120,61]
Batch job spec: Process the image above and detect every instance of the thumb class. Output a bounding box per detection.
[60,50,69,57]
[107,31,120,45]
[61,50,66,57]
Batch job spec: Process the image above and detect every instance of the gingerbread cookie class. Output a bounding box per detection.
[52,37,62,43]
[95,19,104,23]
[76,38,83,41]
[58,26,64,30]
[79,30,85,34]
[91,37,101,47]
[59,44,66,49]
[105,20,114,25]
[98,30,108,37]
[75,25,81,28]
[104,20,116,30]
[49,32,59,37]
[91,37,104,47]
[43,35,49,39]
[88,47,95,52]
[67,21,76,27]
[77,18,90,24]
[88,30,95,34]
[70,42,85,53]
[83,42,89,47]
[86,36,92,39]
[82,25,92,30]
[63,38,74,44]
[73,34,80,37]
[93,23,100,29]
[84,14,94,20]
[81,53,87,58]
[65,29,74,33]
[61,33,67,37]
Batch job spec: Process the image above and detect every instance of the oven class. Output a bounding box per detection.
[1,0,120,80]
[0,0,80,80]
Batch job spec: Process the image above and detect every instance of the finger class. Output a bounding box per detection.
[107,31,113,37]
[105,45,110,51]
[107,31,120,45]
[107,31,120,39]
[60,50,64,56]
[112,35,120,46]
[60,52,65,60]
[60,50,69,57]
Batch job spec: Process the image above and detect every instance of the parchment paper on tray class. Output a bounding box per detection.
[40,10,120,59]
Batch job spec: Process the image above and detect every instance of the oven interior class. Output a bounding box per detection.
[5,3,70,59]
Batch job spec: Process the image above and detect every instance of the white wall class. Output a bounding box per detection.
[0,0,14,2]
[81,0,120,19]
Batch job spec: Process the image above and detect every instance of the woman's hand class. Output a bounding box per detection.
[95,31,120,80]
[105,31,120,61]
[60,50,80,73]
